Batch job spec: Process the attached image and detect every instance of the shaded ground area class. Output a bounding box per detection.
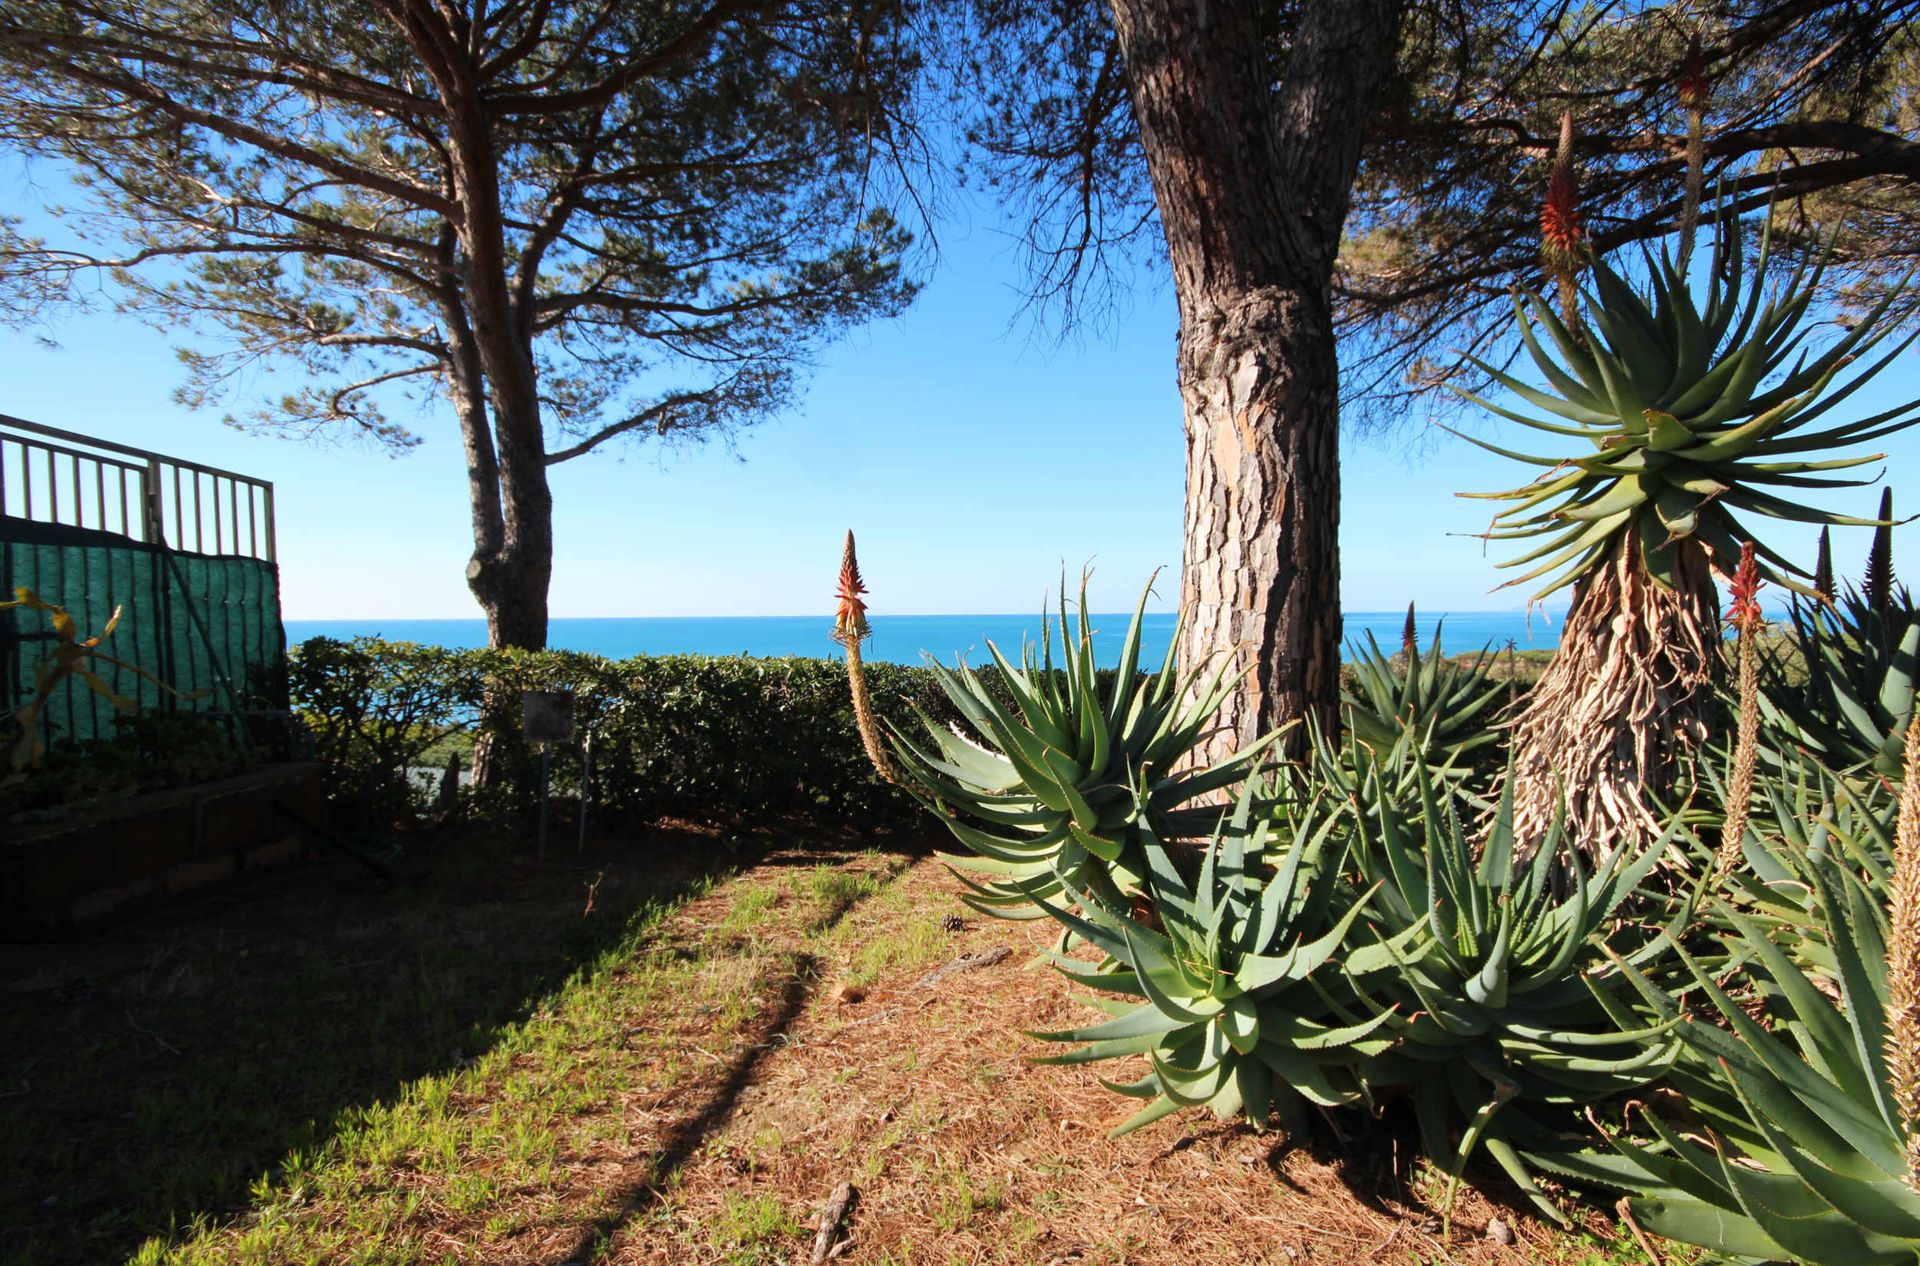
[0,823,774,1266]
[5,837,1655,1266]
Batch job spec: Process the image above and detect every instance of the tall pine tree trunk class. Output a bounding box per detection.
[431,49,555,653]
[1109,0,1403,760]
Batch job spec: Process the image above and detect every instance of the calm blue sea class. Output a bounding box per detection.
[283,610,1567,667]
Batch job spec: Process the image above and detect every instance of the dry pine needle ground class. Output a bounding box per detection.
[10,838,1654,1266]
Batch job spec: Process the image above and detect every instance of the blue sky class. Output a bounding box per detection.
[4,175,1916,620]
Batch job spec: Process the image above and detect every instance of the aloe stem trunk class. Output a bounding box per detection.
[1508,536,1717,855]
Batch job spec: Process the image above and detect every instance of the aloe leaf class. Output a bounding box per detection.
[1631,1196,1788,1262]
[1237,886,1376,993]
[1436,422,1568,468]
[1029,1030,1174,1065]
[1557,471,1654,521]
[1712,1141,1900,1266]
[1512,293,1608,408]
[1737,1094,1920,1238]
[1253,1042,1359,1107]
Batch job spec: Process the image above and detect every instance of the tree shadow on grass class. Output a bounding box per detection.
[0,823,764,1266]
[542,848,899,1266]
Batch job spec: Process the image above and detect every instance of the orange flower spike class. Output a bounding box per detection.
[1727,541,1764,634]
[1677,34,1710,112]
[833,530,870,646]
[1540,110,1585,270]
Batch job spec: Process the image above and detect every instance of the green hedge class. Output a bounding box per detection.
[290,635,1550,835]
[287,637,992,831]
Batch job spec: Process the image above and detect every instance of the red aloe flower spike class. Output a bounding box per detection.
[833,530,870,646]
[1727,541,1764,634]
[1540,110,1585,272]
[1541,109,1587,339]
[833,530,894,784]
[1677,33,1710,112]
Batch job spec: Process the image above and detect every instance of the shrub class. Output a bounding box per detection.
[288,636,1098,832]
[287,637,486,829]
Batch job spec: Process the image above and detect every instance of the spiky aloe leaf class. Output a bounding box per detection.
[1340,620,1507,781]
[1754,576,1920,778]
[1532,824,1920,1266]
[1025,779,1376,1137]
[888,576,1279,915]
[1323,733,1682,1227]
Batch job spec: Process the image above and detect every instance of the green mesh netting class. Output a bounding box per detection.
[2,518,287,749]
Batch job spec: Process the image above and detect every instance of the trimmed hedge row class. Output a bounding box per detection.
[287,636,1009,831]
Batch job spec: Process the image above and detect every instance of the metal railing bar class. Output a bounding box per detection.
[0,417,276,560]
[0,413,271,491]
[0,435,146,481]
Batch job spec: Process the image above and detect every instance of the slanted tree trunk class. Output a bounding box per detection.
[1108,0,1404,761]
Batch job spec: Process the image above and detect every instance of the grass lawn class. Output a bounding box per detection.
[3,829,1659,1266]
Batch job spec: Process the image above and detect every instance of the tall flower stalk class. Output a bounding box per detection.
[1716,542,1763,878]
[1813,526,1836,602]
[1890,709,1920,1189]
[833,531,895,784]
[1540,110,1586,336]
[1675,34,1710,264]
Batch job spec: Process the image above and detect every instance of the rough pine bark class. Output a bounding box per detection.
[1108,0,1404,760]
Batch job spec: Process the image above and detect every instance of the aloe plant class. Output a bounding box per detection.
[889,581,1279,915]
[1328,748,1685,1224]
[1540,850,1920,1264]
[1342,612,1507,776]
[1757,581,1919,778]
[1455,221,1916,603]
[1455,197,1920,854]
[1029,784,1387,1137]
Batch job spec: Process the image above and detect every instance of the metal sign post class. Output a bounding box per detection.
[521,689,576,860]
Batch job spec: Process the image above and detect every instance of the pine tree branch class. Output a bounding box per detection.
[489,0,771,116]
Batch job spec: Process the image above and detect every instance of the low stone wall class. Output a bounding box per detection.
[2,763,325,936]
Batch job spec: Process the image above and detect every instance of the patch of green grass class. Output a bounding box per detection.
[931,1166,1005,1233]
[707,1192,805,1265]
[799,863,884,911]
[835,915,949,988]
[0,833,739,1266]
[38,842,908,1266]
[719,883,785,936]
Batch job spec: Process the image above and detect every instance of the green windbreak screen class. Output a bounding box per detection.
[1,518,287,748]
